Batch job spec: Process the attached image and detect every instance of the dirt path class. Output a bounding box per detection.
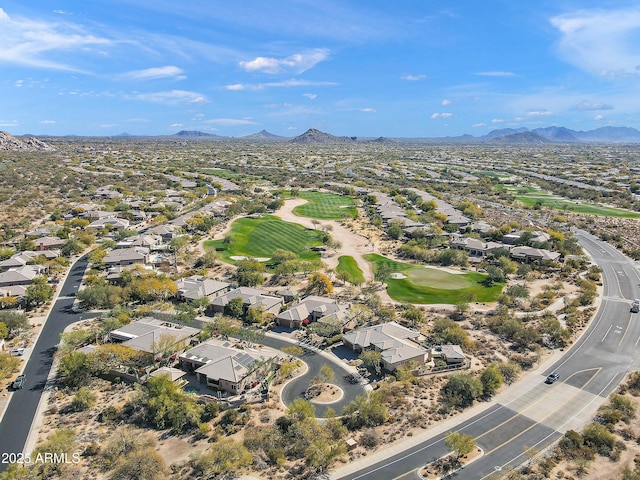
[274,198,375,279]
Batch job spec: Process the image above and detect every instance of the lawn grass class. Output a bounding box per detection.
[499,184,640,219]
[364,254,503,304]
[336,256,365,285]
[282,190,357,220]
[204,215,324,264]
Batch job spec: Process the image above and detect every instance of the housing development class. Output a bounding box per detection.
[0,129,639,480]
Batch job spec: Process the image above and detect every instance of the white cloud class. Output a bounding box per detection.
[360,108,376,113]
[39,120,56,124]
[441,99,451,106]
[401,74,426,81]
[526,110,553,118]
[0,7,112,72]
[431,112,453,119]
[226,79,337,91]
[475,71,516,77]
[303,93,317,100]
[239,48,329,74]
[551,8,640,78]
[472,123,487,128]
[570,100,613,111]
[132,90,209,105]
[204,118,258,126]
[119,66,186,81]
[169,123,183,127]
[594,115,605,121]
[492,118,505,124]
[0,120,18,127]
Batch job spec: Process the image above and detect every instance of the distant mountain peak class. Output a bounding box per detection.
[486,131,553,144]
[290,128,357,144]
[241,129,285,140]
[174,130,215,137]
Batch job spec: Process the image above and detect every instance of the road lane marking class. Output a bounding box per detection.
[474,367,599,447]
[479,372,620,480]
[601,324,612,343]
[619,318,631,346]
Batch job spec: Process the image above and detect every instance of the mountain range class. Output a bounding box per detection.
[8,126,640,148]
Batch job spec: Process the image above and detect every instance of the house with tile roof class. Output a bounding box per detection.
[179,338,280,393]
[210,287,283,316]
[175,275,231,304]
[109,317,200,362]
[275,295,342,328]
[342,321,428,371]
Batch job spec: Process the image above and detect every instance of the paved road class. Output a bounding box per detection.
[261,336,366,417]
[332,230,640,479]
[0,255,88,471]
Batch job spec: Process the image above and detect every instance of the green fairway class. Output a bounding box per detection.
[204,215,324,263]
[283,190,357,220]
[336,256,365,284]
[364,254,503,304]
[499,185,640,219]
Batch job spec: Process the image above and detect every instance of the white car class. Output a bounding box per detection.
[9,348,25,356]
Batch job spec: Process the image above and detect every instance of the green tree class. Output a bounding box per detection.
[480,363,504,397]
[401,306,425,327]
[0,312,29,338]
[359,350,382,371]
[497,362,521,385]
[71,387,96,411]
[24,276,54,309]
[287,398,316,422]
[191,439,252,476]
[343,392,389,429]
[61,238,85,256]
[306,272,334,295]
[441,373,483,409]
[0,353,21,381]
[225,296,245,319]
[58,351,94,388]
[0,323,8,340]
[320,364,335,383]
[32,429,76,478]
[445,431,477,459]
[110,447,168,480]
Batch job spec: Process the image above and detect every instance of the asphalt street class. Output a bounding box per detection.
[332,230,640,479]
[0,255,88,472]
[261,335,366,417]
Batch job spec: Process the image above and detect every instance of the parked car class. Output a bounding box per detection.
[9,348,24,356]
[631,300,639,313]
[545,372,559,384]
[12,374,26,390]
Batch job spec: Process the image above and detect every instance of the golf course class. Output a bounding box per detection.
[365,253,503,304]
[204,215,325,264]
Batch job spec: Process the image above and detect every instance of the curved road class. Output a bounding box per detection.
[0,254,88,471]
[332,230,640,479]
[261,335,366,417]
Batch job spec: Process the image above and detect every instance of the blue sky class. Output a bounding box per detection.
[2,1,640,137]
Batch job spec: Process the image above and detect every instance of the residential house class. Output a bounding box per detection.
[109,317,200,361]
[429,345,466,365]
[210,287,283,316]
[0,250,58,271]
[449,236,505,258]
[102,247,148,267]
[342,321,428,371]
[0,265,47,287]
[176,276,231,304]
[88,217,130,230]
[34,236,65,251]
[276,295,342,328]
[179,338,280,393]
[510,246,561,263]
